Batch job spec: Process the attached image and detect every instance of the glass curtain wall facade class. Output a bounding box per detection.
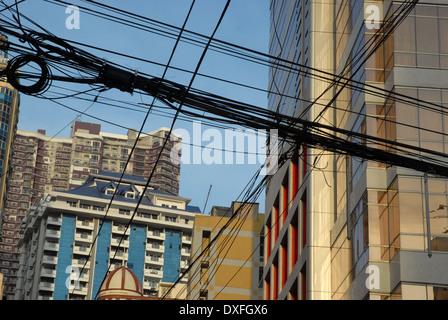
[0,43,21,300]
[264,0,335,300]
[266,0,448,300]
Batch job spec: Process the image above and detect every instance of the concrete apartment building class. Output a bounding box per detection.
[264,0,448,300]
[187,202,264,300]
[68,121,180,193]
[0,121,181,299]
[14,171,200,300]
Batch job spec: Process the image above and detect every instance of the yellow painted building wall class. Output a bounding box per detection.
[188,211,264,300]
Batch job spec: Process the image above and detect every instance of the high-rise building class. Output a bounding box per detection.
[187,202,264,300]
[14,171,200,300]
[69,121,181,194]
[0,34,21,301]
[0,121,181,299]
[265,1,448,300]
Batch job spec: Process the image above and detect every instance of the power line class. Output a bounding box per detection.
[36,0,435,125]
[4,0,448,301]
[156,0,232,300]
[5,2,448,138]
[3,17,448,179]
[89,0,200,299]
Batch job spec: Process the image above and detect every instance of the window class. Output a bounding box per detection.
[200,262,209,284]
[125,192,135,199]
[151,243,160,249]
[165,216,176,223]
[379,179,400,262]
[119,209,131,216]
[202,231,211,257]
[199,290,208,300]
[350,192,368,266]
[150,255,159,262]
[434,287,448,300]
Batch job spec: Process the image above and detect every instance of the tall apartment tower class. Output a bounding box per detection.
[69,121,181,194]
[0,122,181,299]
[0,34,21,300]
[265,1,448,300]
[14,172,200,300]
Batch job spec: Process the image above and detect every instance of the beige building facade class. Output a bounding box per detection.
[188,202,264,300]
[265,0,448,300]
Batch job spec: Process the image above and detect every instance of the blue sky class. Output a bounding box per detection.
[5,0,270,213]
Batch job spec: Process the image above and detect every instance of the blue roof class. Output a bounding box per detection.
[186,205,201,213]
[61,180,153,206]
[58,174,201,214]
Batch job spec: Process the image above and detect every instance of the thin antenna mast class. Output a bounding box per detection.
[202,184,212,214]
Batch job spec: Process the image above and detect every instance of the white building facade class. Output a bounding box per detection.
[14,172,201,300]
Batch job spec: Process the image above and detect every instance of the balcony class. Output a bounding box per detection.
[40,268,57,278]
[47,216,62,226]
[145,255,163,266]
[39,281,55,292]
[110,250,128,260]
[112,225,130,235]
[146,243,164,254]
[73,245,91,256]
[180,260,190,269]
[142,281,159,291]
[45,229,61,239]
[89,161,100,168]
[181,248,191,257]
[43,241,59,252]
[182,235,192,244]
[147,230,165,240]
[144,268,163,278]
[74,233,93,243]
[72,259,91,269]
[79,204,91,210]
[71,285,88,296]
[77,272,90,283]
[110,238,129,248]
[76,220,94,230]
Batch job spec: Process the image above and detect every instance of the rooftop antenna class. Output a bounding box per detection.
[202,184,212,214]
